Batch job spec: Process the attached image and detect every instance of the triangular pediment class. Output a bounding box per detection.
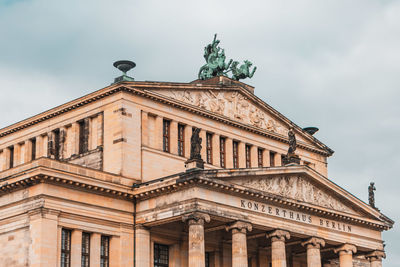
[151,82,326,152]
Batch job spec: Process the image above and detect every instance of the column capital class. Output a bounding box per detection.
[334,243,357,255]
[266,229,290,242]
[182,212,210,226]
[225,221,252,234]
[365,250,386,262]
[301,237,325,249]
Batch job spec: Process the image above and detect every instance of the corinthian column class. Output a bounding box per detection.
[226,221,252,267]
[366,250,386,267]
[267,230,291,267]
[333,244,357,267]
[182,212,210,267]
[301,237,325,267]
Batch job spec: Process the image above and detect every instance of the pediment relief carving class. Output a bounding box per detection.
[157,89,289,136]
[231,176,358,215]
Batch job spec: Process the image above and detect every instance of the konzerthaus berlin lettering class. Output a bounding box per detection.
[0,61,394,267]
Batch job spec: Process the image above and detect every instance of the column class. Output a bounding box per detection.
[70,122,79,156]
[14,143,21,166]
[28,210,59,267]
[182,212,210,267]
[200,130,207,162]
[250,146,258,168]
[90,233,101,267]
[135,225,151,267]
[366,250,385,267]
[263,149,270,167]
[238,142,246,168]
[71,230,82,266]
[170,120,178,155]
[275,153,282,166]
[97,112,104,148]
[155,116,163,151]
[90,116,98,150]
[24,140,33,163]
[267,229,290,267]
[141,111,149,147]
[333,244,356,267]
[212,133,220,166]
[184,125,192,159]
[225,138,233,168]
[301,237,325,267]
[226,221,252,267]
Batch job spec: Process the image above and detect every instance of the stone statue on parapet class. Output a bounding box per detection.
[282,127,300,165]
[190,128,202,160]
[198,34,256,81]
[368,182,376,209]
[230,60,257,81]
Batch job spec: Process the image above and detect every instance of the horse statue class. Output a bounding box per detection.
[230,60,257,81]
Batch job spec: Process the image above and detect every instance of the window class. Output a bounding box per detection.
[206,133,213,164]
[245,144,251,168]
[8,146,14,169]
[81,232,90,267]
[163,120,170,153]
[233,141,239,168]
[154,243,169,267]
[269,151,276,167]
[31,138,36,161]
[100,235,110,267]
[61,229,71,267]
[281,155,285,166]
[178,124,185,156]
[257,148,263,167]
[79,119,89,154]
[219,137,226,168]
[205,252,210,267]
[54,129,61,159]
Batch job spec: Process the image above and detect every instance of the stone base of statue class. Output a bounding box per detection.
[185,158,204,172]
[282,153,301,166]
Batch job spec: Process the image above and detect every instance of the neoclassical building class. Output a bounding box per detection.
[0,69,394,267]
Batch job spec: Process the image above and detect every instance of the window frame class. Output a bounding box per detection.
[31,138,36,161]
[162,119,170,153]
[8,146,14,169]
[257,148,263,167]
[154,243,169,267]
[81,232,90,267]
[233,141,239,168]
[100,235,110,267]
[61,228,71,267]
[245,144,251,168]
[177,124,185,157]
[269,151,276,167]
[206,132,213,164]
[219,137,226,168]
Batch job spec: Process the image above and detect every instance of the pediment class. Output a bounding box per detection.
[229,174,360,216]
[155,88,293,138]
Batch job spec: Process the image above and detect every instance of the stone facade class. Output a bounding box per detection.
[0,76,393,266]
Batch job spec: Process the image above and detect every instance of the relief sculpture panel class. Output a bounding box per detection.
[234,176,357,214]
[158,89,289,136]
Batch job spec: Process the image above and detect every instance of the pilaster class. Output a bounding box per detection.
[90,233,101,267]
[225,138,233,168]
[135,225,151,267]
[238,142,246,168]
[70,229,82,266]
[170,120,178,155]
[212,133,220,166]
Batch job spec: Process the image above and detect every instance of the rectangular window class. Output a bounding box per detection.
[178,124,185,156]
[154,243,169,267]
[100,236,110,267]
[31,138,36,161]
[257,148,263,167]
[61,229,71,267]
[9,146,14,169]
[163,120,170,153]
[245,144,251,168]
[206,133,213,164]
[81,232,90,267]
[54,129,61,159]
[233,141,239,168]
[270,151,276,167]
[205,252,210,267]
[219,137,226,168]
[79,119,89,154]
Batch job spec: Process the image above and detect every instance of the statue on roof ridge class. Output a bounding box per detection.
[198,34,256,81]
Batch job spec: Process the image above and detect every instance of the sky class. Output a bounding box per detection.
[0,0,399,264]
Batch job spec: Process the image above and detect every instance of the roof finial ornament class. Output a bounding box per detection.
[113,60,136,83]
[198,34,256,81]
[369,182,378,209]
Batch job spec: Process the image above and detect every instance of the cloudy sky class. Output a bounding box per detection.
[1,0,399,264]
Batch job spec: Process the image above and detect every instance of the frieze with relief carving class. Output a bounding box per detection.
[235,176,357,214]
[158,89,289,136]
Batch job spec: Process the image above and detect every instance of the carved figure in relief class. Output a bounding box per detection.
[238,176,354,213]
[249,107,265,128]
[194,93,208,109]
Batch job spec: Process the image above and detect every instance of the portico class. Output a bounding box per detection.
[134,165,390,267]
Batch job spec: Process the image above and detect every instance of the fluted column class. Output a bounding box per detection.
[333,244,357,267]
[226,221,252,267]
[267,230,291,267]
[366,250,385,267]
[301,237,325,267]
[182,212,210,267]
